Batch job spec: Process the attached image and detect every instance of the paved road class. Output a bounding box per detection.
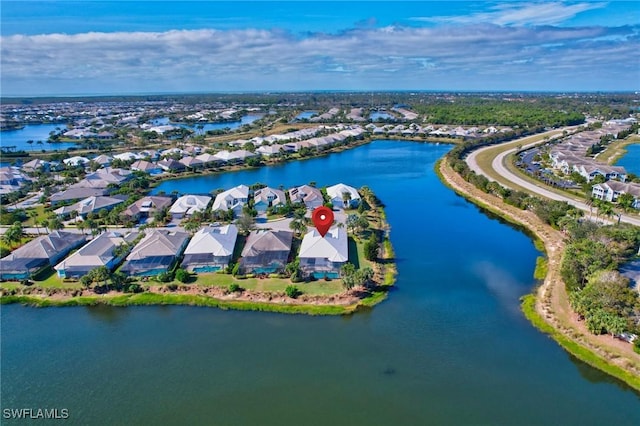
[466,127,640,227]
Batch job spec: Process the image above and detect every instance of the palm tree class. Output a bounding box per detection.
[342,191,352,209]
[289,219,307,237]
[26,140,34,151]
[28,210,40,235]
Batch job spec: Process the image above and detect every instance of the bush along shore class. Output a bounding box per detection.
[438,141,640,392]
[0,188,397,316]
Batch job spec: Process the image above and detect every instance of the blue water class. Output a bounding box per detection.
[617,142,640,175]
[0,123,77,152]
[370,111,395,121]
[152,114,263,135]
[294,111,317,120]
[193,265,222,273]
[2,141,639,425]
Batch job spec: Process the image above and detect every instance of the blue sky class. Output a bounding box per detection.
[1,1,639,95]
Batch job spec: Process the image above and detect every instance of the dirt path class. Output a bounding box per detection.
[439,159,640,377]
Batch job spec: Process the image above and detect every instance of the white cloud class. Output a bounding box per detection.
[412,2,608,26]
[1,23,638,94]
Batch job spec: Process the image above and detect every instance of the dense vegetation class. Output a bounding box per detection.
[412,97,584,127]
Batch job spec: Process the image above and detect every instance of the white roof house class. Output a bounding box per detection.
[54,231,134,278]
[184,225,238,257]
[298,227,348,275]
[253,187,286,212]
[169,195,211,218]
[63,156,90,167]
[181,225,239,271]
[212,185,250,214]
[326,183,361,208]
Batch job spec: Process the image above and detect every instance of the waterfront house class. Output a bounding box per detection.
[288,185,324,210]
[120,230,189,276]
[54,231,137,278]
[211,185,250,216]
[253,187,286,213]
[240,229,293,274]
[256,144,284,157]
[179,156,204,170]
[0,231,86,280]
[181,225,238,272]
[298,227,348,278]
[326,183,361,208]
[169,195,212,219]
[195,153,223,168]
[122,196,173,222]
[157,159,186,172]
[131,160,163,175]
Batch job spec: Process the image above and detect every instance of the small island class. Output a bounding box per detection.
[0,184,396,315]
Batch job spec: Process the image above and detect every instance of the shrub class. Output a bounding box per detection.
[166,283,178,291]
[175,268,189,283]
[157,271,173,283]
[285,285,301,299]
[228,283,241,293]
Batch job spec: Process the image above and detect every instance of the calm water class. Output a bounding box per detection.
[153,114,263,135]
[2,141,639,425]
[617,142,640,175]
[0,123,77,152]
[370,111,395,121]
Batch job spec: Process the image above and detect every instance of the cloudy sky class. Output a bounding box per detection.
[1,1,639,96]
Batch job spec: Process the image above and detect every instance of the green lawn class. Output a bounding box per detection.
[192,273,344,296]
[0,266,83,290]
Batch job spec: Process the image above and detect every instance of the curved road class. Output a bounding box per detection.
[466,128,640,227]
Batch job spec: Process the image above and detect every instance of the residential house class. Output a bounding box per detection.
[0,231,86,280]
[120,230,190,276]
[211,185,250,216]
[63,156,90,167]
[53,195,127,219]
[131,160,163,175]
[576,164,627,183]
[240,229,293,274]
[113,152,140,162]
[0,167,29,194]
[92,154,113,167]
[181,225,239,272]
[50,187,107,205]
[21,159,49,173]
[169,195,211,219]
[298,227,348,278]
[253,187,286,213]
[592,181,640,207]
[256,144,284,157]
[122,196,173,222]
[288,185,324,209]
[179,156,204,170]
[54,231,137,278]
[326,183,361,208]
[195,153,223,168]
[157,159,186,172]
[81,167,132,187]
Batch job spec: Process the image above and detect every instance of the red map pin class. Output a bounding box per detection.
[311,206,334,238]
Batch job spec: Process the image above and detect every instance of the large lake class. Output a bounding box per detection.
[1,123,77,152]
[2,141,639,424]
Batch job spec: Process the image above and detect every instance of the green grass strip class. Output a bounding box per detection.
[521,294,640,392]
